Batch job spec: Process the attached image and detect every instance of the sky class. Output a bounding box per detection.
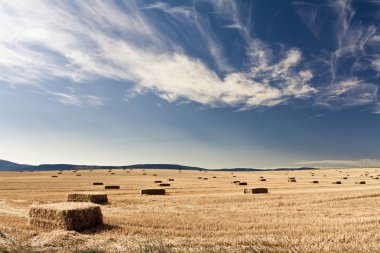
[0,0,380,169]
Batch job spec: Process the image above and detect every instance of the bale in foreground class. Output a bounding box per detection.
[67,192,108,204]
[140,189,166,195]
[29,202,103,231]
[244,188,268,194]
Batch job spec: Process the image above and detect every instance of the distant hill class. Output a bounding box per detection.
[0,160,207,171]
[0,159,30,171]
[0,159,318,172]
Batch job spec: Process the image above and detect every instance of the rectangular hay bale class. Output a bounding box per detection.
[244,188,268,194]
[67,193,108,204]
[140,189,166,195]
[159,183,170,187]
[104,185,120,189]
[29,202,103,231]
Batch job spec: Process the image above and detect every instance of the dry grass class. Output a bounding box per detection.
[0,168,380,252]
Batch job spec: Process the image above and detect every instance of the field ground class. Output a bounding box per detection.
[0,168,380,252]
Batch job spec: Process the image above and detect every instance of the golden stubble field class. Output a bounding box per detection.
[0,168,380,253]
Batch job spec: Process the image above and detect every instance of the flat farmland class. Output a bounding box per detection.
[0,168,380,253]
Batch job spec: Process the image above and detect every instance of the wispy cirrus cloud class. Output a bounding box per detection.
[295,159,380,168]
[0,0,379,112]
[0,0,316,109]
[294,0,380,112]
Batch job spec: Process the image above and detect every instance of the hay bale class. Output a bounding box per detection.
[67,193,108,204]
[312,180,319,183]
[288,177,296,182]
[375,177,379,180]
[153,174,158,176]
[159,183,170,187]
[51,175,58,178]
[29,202,102,231]
[154,180,162,183]
[233,180,240,184]
[197,177,202,179]
[140,189,166,195]
[342,177,348,179]
[259,178,267,182]
[142,173,147,175]
[232,176,237,178]
[76,174,81,176]
[332,181,342,184]
[57,172,62,175]
[212,176,216,178]
[203,178,208,180]
[238,182,247,185]
[244,188,268,194]
[104,185,120,189]
[111,172,115,175]
[355,181,366,184]
[93,182,103,185]
[168,179,175,181]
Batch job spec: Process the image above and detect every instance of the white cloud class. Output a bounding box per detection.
[295,159,380,168]
[372,58,380,72]
[45,91,104,107]
[0,0,316,109]
[319,78,378,109]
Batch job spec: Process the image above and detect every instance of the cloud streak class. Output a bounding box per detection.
[0,0,317,109]
[295,159,380,168]
[0,0,378,112]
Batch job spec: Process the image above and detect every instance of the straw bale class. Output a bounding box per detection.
[244,188,268,194]
[104,185,120,189]
[67,192,108,204]
[140,189,166,195]
[29,202,102,231]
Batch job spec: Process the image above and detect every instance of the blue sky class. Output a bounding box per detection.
[0,0,380,168]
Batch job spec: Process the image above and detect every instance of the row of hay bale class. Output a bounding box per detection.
[29,185,168,231]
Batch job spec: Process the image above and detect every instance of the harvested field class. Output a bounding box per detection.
[0,168,380,252]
